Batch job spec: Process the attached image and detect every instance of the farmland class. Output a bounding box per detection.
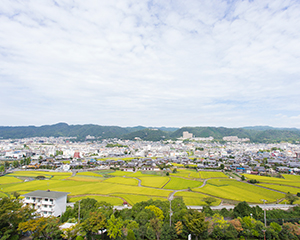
[194,179,285,203]
[1,169,299,206]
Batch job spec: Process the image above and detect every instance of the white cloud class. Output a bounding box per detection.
[0,0,300,128]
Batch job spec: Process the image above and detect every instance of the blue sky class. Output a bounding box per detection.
[1,0,300,128]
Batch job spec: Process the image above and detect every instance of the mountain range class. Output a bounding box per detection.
[0,123,300,143]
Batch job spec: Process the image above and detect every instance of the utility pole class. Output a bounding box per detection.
[169,195,173,227]
[78,200,81,223]
[261,199,267,227]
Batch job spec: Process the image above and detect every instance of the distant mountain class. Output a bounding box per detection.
[0,123,130,141]
[122,128,169,141]
[243,126,300,131]
[1,123,300,143]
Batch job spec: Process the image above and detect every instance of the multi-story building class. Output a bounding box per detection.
[22,190,69,217]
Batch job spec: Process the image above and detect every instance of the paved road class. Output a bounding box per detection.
[188,203,295,210]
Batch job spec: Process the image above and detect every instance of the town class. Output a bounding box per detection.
[1,131,300,175]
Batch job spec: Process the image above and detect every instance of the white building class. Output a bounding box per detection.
[22,190,69,217]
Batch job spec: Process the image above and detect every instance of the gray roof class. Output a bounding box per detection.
[22,190,69,199]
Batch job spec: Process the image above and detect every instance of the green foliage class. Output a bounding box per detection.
[145,205,164,220]
[183,209,208,239]
[203,197,217,206]
[127,229,136,240]
[107,214,123,239]
[285,192,299,204]
[0,197,35,240]
[18,216,62,240]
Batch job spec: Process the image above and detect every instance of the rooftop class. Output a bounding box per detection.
[22,190,69,199]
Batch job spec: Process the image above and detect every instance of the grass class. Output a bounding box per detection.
[7,171,72,180]
[68,176,104,182]
[108,171,134,177]
[69,195,123,205]
[174,191,221,206]
[76,172,103,177]
[194,179,284,203]
[139,177,170,188]
[102,177,139,186]
[171,169,196,178]
[189,172,200,178]
[243,174,300,187]
[112,194,166,206]
[258,183,300,194]
[200,171,228,179]
[282,174,300,180]
[164,177,203,190]
[0,176,23,184]
[128,171,158,177]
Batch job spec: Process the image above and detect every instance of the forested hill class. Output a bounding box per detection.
[0,123,300,143]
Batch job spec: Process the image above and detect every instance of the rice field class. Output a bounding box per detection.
[282,174,300,181]
[69,195,123,205]
[76,172,103,177]
[163,177,203,190]
[0,170,293,205]
[112,194,167,205]
[258,183,300,194]
[171,169,196,178]
[174,191,221,206]
[243,174,300,187]
[194,179,285,203]
[108,171,134,176]
[200,171,228,179]
[68,176,104,182]
[102,177,139,186]
[0,176,23,184]
[139,176,170,188]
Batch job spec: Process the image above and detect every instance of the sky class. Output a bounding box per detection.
[1,0,300,128]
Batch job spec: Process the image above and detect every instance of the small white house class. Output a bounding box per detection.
[22,190,69,217]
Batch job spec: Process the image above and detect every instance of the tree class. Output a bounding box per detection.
[233,201,252,218]
[127,229,136,240]
[18,216,62,240]
[107,214,123,239]
[145,205,164,221]
[80,211,106,239]
[175,221,183,235]
[203,197,217,206]
[61,224,81,240]
[148,217,163,240]
[285,192,298,204]
[122,220,139,237]
[241,175,246,181]
[0,197,35,240]
[183,209,208,240]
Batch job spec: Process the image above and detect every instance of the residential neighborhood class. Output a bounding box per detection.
[1,135,300,176]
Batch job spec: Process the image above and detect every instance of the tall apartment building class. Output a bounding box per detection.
[22,190,69,217]
[182,131,193,139]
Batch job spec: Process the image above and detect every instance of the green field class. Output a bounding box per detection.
[0,170,295,205]
[69,195,123,205]
[139,176,169,188]
[174,191,221,206]
[112,194,166,205]
[68,176,104,182]
[195,179,284,203]
[258,183,300,194]
[164,177,203,190]
[0,176,23,184]
[200,171,228,179]
[102,177,139,186]
[243,174,300,187]
[76,172,103,177]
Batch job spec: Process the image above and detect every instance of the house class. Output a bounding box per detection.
[22,190,69,217]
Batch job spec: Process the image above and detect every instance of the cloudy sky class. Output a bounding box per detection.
[1,0,300,128]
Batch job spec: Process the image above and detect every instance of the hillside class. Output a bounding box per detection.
[1,123,300,143]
